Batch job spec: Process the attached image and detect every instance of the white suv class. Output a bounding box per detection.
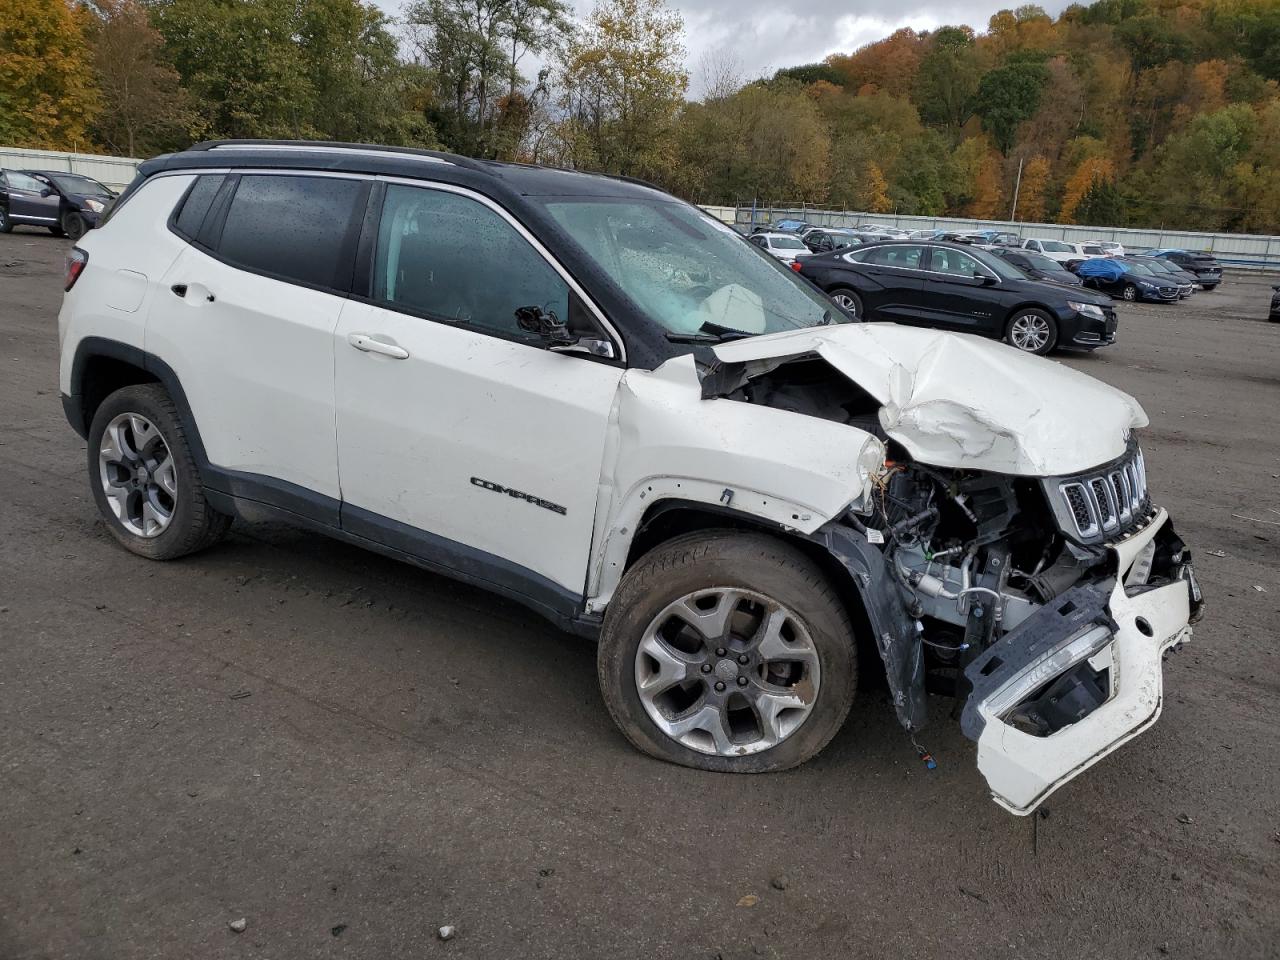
[58,141,1202,814]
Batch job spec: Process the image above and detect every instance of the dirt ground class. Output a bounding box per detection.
[1,226,1277,960]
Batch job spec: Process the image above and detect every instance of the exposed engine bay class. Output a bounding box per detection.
[704,349,1203,813]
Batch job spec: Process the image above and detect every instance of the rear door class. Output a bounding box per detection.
[918,246,1005,334]
[149,172,369,518]
[844,243,928,321]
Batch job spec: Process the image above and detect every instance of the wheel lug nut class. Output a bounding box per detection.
[714,681,726,692]
[737,654,749,665]
[700,663,712,674]
[737,676,748,687]
[715,647,726,657]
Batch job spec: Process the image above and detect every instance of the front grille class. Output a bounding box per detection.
[1046,442,1151,543]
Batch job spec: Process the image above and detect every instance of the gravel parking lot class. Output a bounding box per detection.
[1,228,1277,959]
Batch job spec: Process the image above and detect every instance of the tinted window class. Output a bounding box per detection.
[6,172,45,192]
[931,247,984,276]
[173,175,224,241]
[217,175,365,289]
[374,184,569,341]
[857,244,924,268]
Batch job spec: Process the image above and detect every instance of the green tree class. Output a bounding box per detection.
[84,0,198,156]
[552,0,688,180]
[972,60,1050,153]
[772,63,845,87]
[913,26,981,130]
[0,0,100,149]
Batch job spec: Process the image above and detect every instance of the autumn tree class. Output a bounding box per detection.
[1060,155,1116,222]
[552,0,688,180]
[826,28,925,98]
[84,0,197,156]
[0,0,100,149]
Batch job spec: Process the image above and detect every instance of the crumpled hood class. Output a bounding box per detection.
[710,323,1148,477]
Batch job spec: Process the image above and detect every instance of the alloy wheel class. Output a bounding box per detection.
[1123,285,1137,301]
[831,292,860,318]
[98,413,178,537]
[1009,313,1051,353]
[634,588,821,756]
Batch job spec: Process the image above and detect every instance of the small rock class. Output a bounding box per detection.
[1253,585,1267,593]
[1205,549,1226,558]
[228,918,247,933]
[438,925,456,941]
[769,876,788,891]
[331,924,347,937]
[736,894,759,908]
[1176,814,1194,824]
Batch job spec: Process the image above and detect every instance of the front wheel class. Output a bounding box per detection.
[87,384,231,560]
[1122,283,1138,301]
[0,207,11,233]
[1005,309,1058,355]
[828,287,864,320]
[597,531,856,773]
[62,212,87,241]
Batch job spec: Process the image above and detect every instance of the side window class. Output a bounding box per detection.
[216,175,366,290]
[8,172,45,192]
[372,184,569,342]
[931,248,982,276]
[863,244,924,268]
[172,175,224,241]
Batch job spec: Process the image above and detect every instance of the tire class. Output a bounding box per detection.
[48,224,65,237]
[828,287,864,320]
[1201,284,1217,292]
[0,207,11,233]
[1122,283,1138,301]
[597,530,857,774]
[62,211,87,241]
[87,384,231,560]
[1004,308,1058,355]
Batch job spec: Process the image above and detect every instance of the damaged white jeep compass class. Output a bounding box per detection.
[59,141,1203,814]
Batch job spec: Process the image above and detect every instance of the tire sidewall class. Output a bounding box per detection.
[1005,308,1058,355]
[830,287,864,320]
[87,385,208,560]
[63,212,86,241]
[598,532,856,774]
[0,207,10,233]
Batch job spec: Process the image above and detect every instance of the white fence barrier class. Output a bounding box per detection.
[709,204,1280,271]
[0,146,141,191]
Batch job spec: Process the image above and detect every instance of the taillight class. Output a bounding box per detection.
[64,247,88,291]
[790,260,804,273]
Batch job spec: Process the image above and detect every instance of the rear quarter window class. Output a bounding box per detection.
[171,175,224,241]
[214,174,367,291]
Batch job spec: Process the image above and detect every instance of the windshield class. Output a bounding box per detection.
[978,251,1027,281]
[1124,261,1156,276]
[46,174,111,196]
[1039,240,1073,253]
[768,235,807,251]
[540,199,838,337]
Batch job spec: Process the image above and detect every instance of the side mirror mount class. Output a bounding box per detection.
[40,187,54,198]
[516,305,617,359]
[975,271,998,285]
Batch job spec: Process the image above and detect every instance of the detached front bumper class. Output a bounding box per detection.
[960,509,1200,815]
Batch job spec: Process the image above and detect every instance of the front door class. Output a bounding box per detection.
[851,243,929,322]
[6,172,60,224]
[334,182,624,607]
[919,246,1004,335]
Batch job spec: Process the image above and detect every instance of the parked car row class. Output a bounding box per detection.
[793,239,1117,355]
[0,169,117,240]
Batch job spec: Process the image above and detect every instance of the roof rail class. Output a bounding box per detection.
[187,139,491,174]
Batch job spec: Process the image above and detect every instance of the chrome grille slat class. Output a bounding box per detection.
[1052,442,1151,543]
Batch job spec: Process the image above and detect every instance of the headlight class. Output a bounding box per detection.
[1067,301,1106,321]
[82,198,104,213]
[1137,280,1156,289]
[984,626,1112,719]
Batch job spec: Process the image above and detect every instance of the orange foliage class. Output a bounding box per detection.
[1060,156,1116,223]
[826,28,924,99]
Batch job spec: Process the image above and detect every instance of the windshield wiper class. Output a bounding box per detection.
[665,321,758,344]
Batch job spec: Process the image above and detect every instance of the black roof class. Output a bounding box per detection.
[140,139,669,201]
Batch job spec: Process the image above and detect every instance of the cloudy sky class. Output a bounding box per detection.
[376,0,1076,96]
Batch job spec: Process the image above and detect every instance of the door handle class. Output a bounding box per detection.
[347,333,409,360]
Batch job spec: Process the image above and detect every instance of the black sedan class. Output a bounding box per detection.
[15,171,115,240]
[1149,249,1223,290]
[988,247,1083,286]
[795,240,1117,355]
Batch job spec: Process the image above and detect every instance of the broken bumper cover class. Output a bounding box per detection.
[960,509,1200,815]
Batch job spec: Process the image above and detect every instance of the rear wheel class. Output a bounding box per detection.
[828,287,864,320]
[598,531,857,773]
[88,384,231,560]
[62,212,87,241]
[1005,308,1058,355]
[1201,283,1217,291]
[0,207,11,233]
